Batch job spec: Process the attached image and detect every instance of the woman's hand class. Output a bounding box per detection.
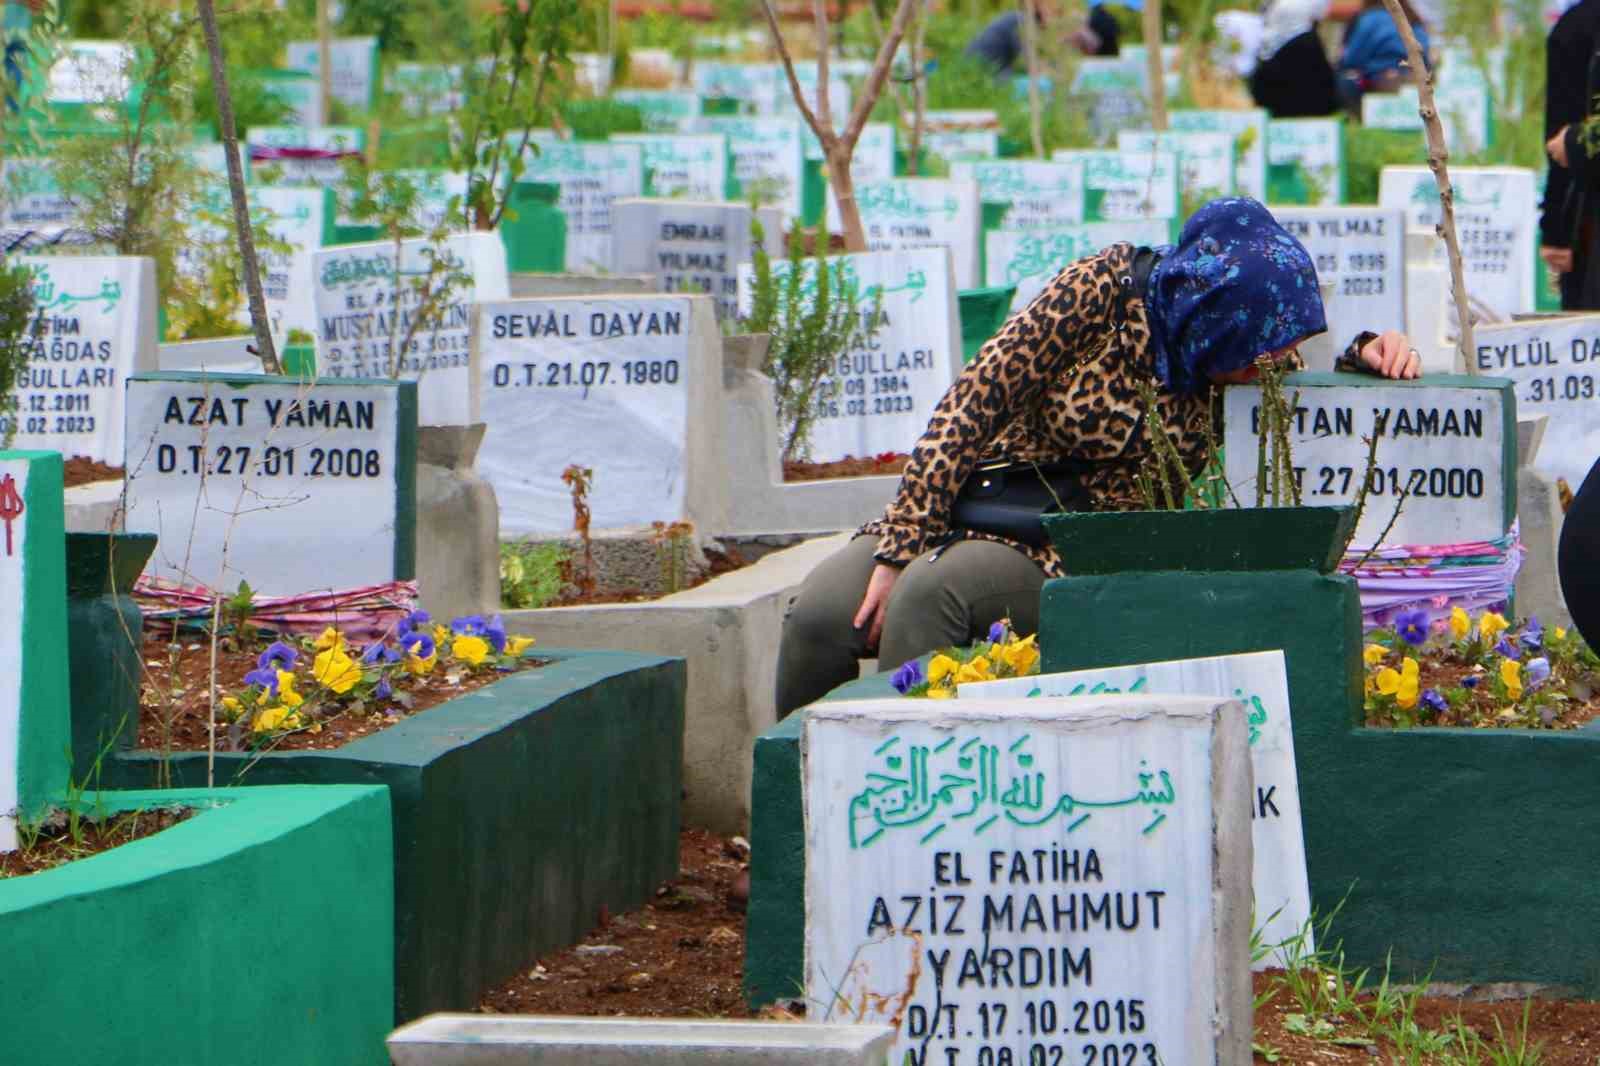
[1541,245,1575,275]
[1359,330,1422,379]
[852,563,901,652]
[1549,126,1571,169]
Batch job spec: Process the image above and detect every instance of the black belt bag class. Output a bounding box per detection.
[950,459,1093,548]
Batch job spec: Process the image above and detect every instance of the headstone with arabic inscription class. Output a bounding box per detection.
[948,159,1087,231]
[803,696,1252,1066]
[614,89,701,133]
[612,133,731,202]
[247,126,365,185]
[986,222,1170,312]
[959,651,1311,965]
[610,199,784,320]
[0,452,69,854]
[831,178,982,289]
[1270,206,1405,358]
[1167,109,1268,202]
[472,295,725,535]
[122,373,417,597]
[691,116,806,223]
[12,256,157,465]
[285,37,380,112]
[517,137,646,272]
[737,248,963,463]
[1222,373,1516,547]
[1051,150,1179,227]
[1471,315,1600,489]
[0,159,75,234]
[309,231,510,426]
[1266,117,1345,205]
[1117,130,1236,203]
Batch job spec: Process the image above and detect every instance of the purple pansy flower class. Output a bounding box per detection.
[987,621,1008,644]
[484,615,508,654]
[891,659,925,695]
[243,666,280,693]
[1420,688,1448,715]
[1462,674,1481,689]
[1493,637,1518,659]
[361,641,401,665]
[399,630,435,659]
[451,615,487,636]
[257,641,299,671]
[1526,657,1551,691]
[374,677,393,701]
[1394,608,1430,646]
[1522,616,1544,650]
[396,609,431,637]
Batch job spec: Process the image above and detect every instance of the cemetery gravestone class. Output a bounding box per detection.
[610,199,784,321]
[613,89,701,133]
[1266,117,1345,206]
[518,138,645,272]
[310,231,511,426]
[0,159,74,234]
[834,178,982,289]
[922,129,1001,165]
[986,222,1171,311]
[388,62,466,117]
[472,295,724,536]
[0,452,68,854]
[959,651,1312,961]
[737,248,963,464]
[285,37,380,112]
[692,62,778,109]
[1379,166,1537,325]
[1117,130,1236,202]
[13,256,157,465]
[1472,315,1600,489]
[122,373,417,597]
[806,123,896,186]
[1167,109,1268,201]
[1362,85,1490,156]
[46,41,132,104]
[1070,58,1152,142]
[804,696,1252,1066]
[1222,373,1516,547]
[247,126,365,186]
[692,117,805,223]
[1051,151,1179,227]
[613,133,730,202]
[1270,207,1405,359]
[947,160,1087,230]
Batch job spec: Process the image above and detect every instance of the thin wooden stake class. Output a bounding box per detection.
[1021,0,1044,158]
[1142,0,1166,131]
[1379,0,1476,371]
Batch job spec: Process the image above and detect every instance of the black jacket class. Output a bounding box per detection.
[1540,0,1600,249]
[1250,29,1341,118]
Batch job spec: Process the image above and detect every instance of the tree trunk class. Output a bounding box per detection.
[196,0,279,374]
[827,142,866,252]
[317,0,333,125]
[1142,0,1166,131]
[1021,0,1044,157]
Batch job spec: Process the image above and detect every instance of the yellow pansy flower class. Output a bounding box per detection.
[1401,657,1419,679]
[1396,674,1419,709]
[927,654,959,685]
[1449,607,1471,640]
[404,651,437,677]
[221,695,242,716]
[506,635,536,656]
[1363,644,1388,666]
[432,623,450,645]
[1557,626,1569,641]
[277,670,304,709]
[1001,634,1040,675]
[314,627,344,652]
[925,685,953,700]
[453,634,490,666]
[1478,612,1509,642]
[1375,667,1401,695]
[1501,658,1523,701]
[253,705,289,733]
[313,647,361,694]
[955,656,994,685]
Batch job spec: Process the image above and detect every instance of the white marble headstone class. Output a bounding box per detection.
[1051,150,1179,225]
[986,222,1171,312]
[13,256,157,464]
[948,159,1087,231]
[517,137,646,272]
[1117,130,1236,202]
[1472,315,1600,489]
[832,178,982,289]
[1168,109,1268,201]
[613,133,730,202]
[610,199,784,320]
[691,116,806,223]
[804,696,1252,1066]
[1270,207,1406,359]
[1266,117,1344,206]
[285,37,379,112]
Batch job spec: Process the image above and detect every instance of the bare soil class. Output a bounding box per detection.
[62,455,123,488]
[478,829,1600,1060]
[0,805,193,879]
[547,546,752,607]
[1365,654,1600,731]
[135,632,543,753]
[783,452,909,482]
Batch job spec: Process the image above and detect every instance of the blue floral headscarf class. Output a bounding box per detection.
[1143,197,1326,394]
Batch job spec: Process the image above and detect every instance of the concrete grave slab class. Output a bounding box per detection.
[14,255,157,464]
[387,1016,896,1066]
[803,696,1252,1066]
[610,200,783,321]
[830,178,983,289]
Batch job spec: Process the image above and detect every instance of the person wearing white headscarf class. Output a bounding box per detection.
[1249,0,1341,116]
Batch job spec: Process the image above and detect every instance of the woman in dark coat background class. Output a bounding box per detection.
[1540,0,1600,310]
[1250,0,1342,117]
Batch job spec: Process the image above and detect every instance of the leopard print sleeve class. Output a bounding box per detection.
[867,248,1129,566]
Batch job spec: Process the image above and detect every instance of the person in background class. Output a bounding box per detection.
[1250,0,1341,116]
[1337,0,1430,104]
[1540,0,1600,309]
[774,198,1423,717]
[966,0,1119,76]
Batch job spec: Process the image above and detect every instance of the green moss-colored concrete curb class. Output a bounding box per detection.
[13,451,69,820]
[106,649,685,1022]
[1042,505,1356,575]
[958,285,1015,364]
[0,785,393,1066]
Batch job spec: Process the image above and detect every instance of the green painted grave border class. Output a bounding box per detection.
[104,649,685,1022]
[0,784,393,1066]
[9,451,68,820]
[125,371,418,584]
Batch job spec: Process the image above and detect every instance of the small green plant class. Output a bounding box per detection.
[741,214,882,462]
[221,579,256,650]
[500,540,570,609]
[650,520,695,595]
[0,257,38,448]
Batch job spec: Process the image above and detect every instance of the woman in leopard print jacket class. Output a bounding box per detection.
[776,197,1422,715]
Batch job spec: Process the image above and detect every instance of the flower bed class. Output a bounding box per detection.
[0,804,192,879]
[1362,607,1600,730]
[138,611,542,752]
[781,452,908,482]
[888,620,1040,697]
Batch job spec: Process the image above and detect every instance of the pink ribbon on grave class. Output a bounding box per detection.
[133,576,419,641]
[1338,524,1524,630]
[246,145,361,162]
